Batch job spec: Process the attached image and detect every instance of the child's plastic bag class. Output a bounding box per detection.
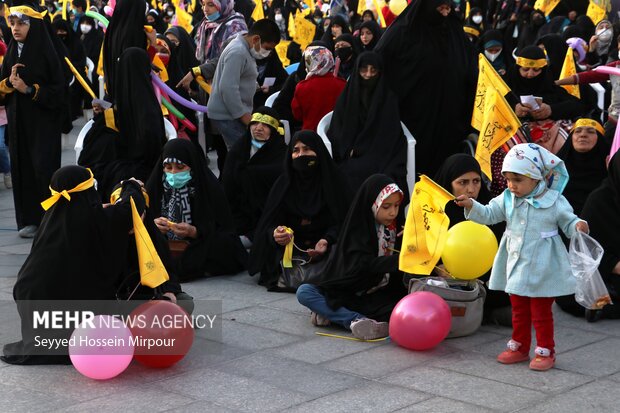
[569,232,613,310]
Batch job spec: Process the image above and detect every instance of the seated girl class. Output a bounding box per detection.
[297,174,407,340]
[327,51,407,194]
[248,130,351,290]
[147,139,248,282]
[221,106,287,244]
[434,154,511,325]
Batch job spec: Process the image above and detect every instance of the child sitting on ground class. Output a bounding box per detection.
[455,143,589,371]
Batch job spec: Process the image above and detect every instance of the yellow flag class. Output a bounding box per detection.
[304,0,315,10]
[559,47,580,99]
[534,0,561,16]
[251,0,264,21]
[288,12,296,39]
[475,87,522,180]
[358,0,367,14]
[130,197,169,288]
[587,0,607,25]
[275,40,292,66]
[174,6,194,34]
[465,0,470,19]
[472,53,511,131]
[399,175,454,275]
[372,0,387,28]
[291,11,315,50]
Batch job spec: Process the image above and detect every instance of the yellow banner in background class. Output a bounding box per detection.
[399,175,454,275]
[472,53,511,131]
[559,47,580,99]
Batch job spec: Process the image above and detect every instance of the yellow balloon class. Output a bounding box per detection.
[389,0,407,15]
[441,221,498,280]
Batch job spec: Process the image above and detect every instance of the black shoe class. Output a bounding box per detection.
[585,309,603,323]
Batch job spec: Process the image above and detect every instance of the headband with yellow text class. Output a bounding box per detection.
[41,168,95,211]
[516,56,547,69]
[9,6,48,20]
[250,112,284,136]
[573,118,605,136]
[463,26,480,37]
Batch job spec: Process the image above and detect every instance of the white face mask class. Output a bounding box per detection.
[275,13,283,22]
[596,28,612,42]
[250,40,271,59]
[167,10,174,16]
[80,24,92,34]
[472,15,482,24]
[484,49,501,62]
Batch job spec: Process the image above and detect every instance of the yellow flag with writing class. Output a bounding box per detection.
[399,175,454,275]
[174,5,194,34]
[130,197,169,288]
[472,53,511,131]
[291,11,316,51]
[475,87,522,180]
[275,40,292,66]
[586,0,607,25]
[534,0,561,16]
[288,12,296,39]
[251,0,264,21]
[559,47,580,99]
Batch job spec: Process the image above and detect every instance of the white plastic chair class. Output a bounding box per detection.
[75,117,176,163]
[265,90,280,108]
[281,119,291,145]
[98,75,105,99]
[589,83,606,123]
[85,57,94,80]
[317,111,417,195]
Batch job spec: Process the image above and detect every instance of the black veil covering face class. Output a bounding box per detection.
[248,131,352,290]
[0,3,65,230]
[374,0,478,176]
[557,128,609,215]
[221,106,288,239]
[328,51,407,195]
[79,47,166,200]
[103,0,148,101]
[536,34,567,80]
[3,166,146,365]
[146,139,248,281]
[316,174,407,322]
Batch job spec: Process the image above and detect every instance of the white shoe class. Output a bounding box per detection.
[4,173,11,189]
[18,225,37,239]
[350,318,389,340]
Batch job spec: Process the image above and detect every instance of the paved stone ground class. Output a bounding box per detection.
[0,119,619,412]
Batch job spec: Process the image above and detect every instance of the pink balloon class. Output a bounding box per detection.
[594,65,620,77]
[389,292,451,351]
[69,315,134,380]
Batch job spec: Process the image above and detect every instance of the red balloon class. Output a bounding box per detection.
[389,292,451,351]
[128,301,194,368]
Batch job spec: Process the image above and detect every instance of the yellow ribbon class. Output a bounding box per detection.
[251,112,285,136]
[110,185,150,207]
[64,57,96,99]
[41,168,95,211]
[573,118,605,136]
[8,5,48,20]
[314,332,389,342]
[282,227,294,268]
[463,26,480,37]
[515,56,547,69]
[192,67,212,94]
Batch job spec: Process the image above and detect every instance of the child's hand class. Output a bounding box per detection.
[576,220,589,234]
[454,195,473,209]
[273,226,292,246]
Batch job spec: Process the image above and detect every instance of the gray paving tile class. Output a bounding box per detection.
[0,254,28,266]
[442,329,505,351]
[153,368,313,412]
[270,335,388,365]
[0,243,32,254]
[223,305,317,337]
[427,351,593,393]
[213,352,365,397]
[0,382,80,413]
[54,387,197,412]
[285,382,431,413]
[396,396,497,412]
[558,338,620,377]
[525,379,620,412]
[0,265,22,278]
[381,366,546,412]
[164,401,242,413]
[325,342,455,379]
[263,294,310,315]
[195,319,304,350]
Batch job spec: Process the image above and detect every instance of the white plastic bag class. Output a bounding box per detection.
[569,232,613,310]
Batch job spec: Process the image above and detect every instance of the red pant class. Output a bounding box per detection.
[510,294,555,354]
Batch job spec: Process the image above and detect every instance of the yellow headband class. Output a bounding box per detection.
[41,168,95,211]
[8,6,48,20]
[573,118,605,136]
[110,185,150,208]
[251,113,284,136]
[463,26,480,37]
[516,56,547,69]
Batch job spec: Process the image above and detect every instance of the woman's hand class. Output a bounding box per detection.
[10,64,28,94]
[530,103,552,120]
[170,222,198,239]
[575,220,589,234]
[273,226,292,246]
[145,26,157,47]
[515,103,532,117]
[307,239,328,257]
[162,292,177,303]
[454,195,473,209]
[177,71,194,91]
[589,34,598,51]
[154,217,170,234]
[613,261,620,275]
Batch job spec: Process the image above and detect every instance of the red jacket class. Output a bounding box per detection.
[292,74,346,131]
[576,60,620,84]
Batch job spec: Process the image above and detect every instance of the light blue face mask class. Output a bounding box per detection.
[251,138,266,149]
[165,171,192,189]
[206,11,220,21]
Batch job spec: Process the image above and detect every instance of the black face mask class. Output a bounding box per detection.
[292,155,318,174]
[532,15,544,26]
[360,75,379,89]
[336,46,353,61]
